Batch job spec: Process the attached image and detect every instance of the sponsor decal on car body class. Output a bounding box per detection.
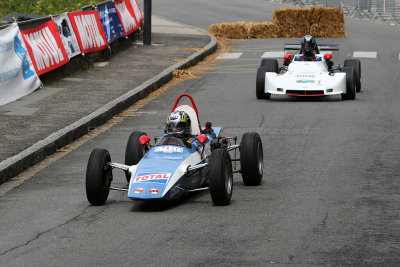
[296,74,316,78]
[149,188,160,194]
[133,173,172,184]
[133,188,144,194]
[154,146,184,153]
[296,80,315,84]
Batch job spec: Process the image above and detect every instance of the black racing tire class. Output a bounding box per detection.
[256,59,277,100]
[256,67,270,99]
[344,59,361,92]
[86,149,113,206]
[240,132,263,186]
[341,67,356,100]
[125,131,147,182]
[261,58,279,70]
[208,148,233,206]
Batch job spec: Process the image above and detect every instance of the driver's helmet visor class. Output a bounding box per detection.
[166,121,185,133]
[304,41,313,51]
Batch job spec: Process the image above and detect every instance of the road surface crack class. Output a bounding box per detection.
[0,205,98,257]
[259,114,265,127]
[321,211,329,228]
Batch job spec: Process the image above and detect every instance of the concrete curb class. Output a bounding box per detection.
[0,33,217,184]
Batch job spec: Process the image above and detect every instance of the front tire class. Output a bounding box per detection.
[344,59,361,92]
[341,67,356,100]
[86,149,113,206]
[125,131,147,182]
[261,58,278,69]
[256,67,270,99]
[240,132,263,186]
[208,149,233,206]
[256,58,278,100]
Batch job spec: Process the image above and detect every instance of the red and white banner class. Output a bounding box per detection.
[21,20,70,76]
[0,23,41,106]
[129,0,143,25]
[115,0,140,36]
[68,11,108,54]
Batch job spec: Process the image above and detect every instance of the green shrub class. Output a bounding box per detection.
[0,0,105,18]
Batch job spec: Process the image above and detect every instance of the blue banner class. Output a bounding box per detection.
[97,2,126,44]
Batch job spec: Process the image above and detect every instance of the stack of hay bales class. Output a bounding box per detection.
[208,7,345,39]
[309,7,345,37]
[208,22,248,39]
[247,22,280,38]
[272,8,312,38]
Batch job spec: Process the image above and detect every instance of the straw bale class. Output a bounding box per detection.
[273,8,311,27]
[278,24,311,38]
[208,7,346,39]
[310,7,344,25]
[209,22,248,39]
[247,22,280,38]
[310,23,346,38]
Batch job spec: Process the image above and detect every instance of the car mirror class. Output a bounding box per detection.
[196,135,208,145]
[139,135,151,145]
[324,53,332,60]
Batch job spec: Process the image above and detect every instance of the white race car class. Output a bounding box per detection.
[256,44,361,100]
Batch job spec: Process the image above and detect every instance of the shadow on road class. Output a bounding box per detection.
[129,190,210,212]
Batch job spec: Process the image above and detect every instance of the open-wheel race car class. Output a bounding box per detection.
[256,41,361,100]
[86,94,263,206]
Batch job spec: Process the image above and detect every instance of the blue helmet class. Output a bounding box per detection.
[301,35,317,54]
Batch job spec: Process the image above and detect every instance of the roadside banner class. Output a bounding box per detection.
[97,2,126,44]
[0,23,41,106]
[68,10,109,54]
[21,20,69,76]
[115,0,139,36]
[129,0,143,25]
[53,13,81,58]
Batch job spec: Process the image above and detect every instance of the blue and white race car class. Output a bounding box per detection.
[86,94,263,206]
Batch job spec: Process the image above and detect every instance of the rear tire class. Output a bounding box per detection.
[256,59,278,100]
[86,149,113,206]
[344,59,361,92]
[208,149,233,206]
[341,67,356,100]
[240,132,263,186]
[125,131,146,182]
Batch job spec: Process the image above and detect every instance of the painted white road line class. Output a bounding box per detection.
[217,53,243,59]
[261,51,284,58]
[353,51,377,58]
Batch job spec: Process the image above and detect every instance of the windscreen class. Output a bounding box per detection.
[155,136,186,147]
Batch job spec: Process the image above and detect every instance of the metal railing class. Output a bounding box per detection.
[277,0,400,25]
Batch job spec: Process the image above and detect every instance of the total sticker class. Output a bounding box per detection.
[133,173,172,184]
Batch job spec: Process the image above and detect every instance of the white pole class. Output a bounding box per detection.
[384,0,386,13]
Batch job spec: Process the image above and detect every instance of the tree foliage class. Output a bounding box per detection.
[0,0,105,18]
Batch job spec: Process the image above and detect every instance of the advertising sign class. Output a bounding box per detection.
[68,10,109,54]
[0,23,41,106]
[21,20,69,76]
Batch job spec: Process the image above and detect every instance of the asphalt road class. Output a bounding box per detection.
[1,1,400,266]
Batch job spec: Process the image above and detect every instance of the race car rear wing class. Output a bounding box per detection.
[284,44,339,51]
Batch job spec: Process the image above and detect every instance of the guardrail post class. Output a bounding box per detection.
[143,0,152,45]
